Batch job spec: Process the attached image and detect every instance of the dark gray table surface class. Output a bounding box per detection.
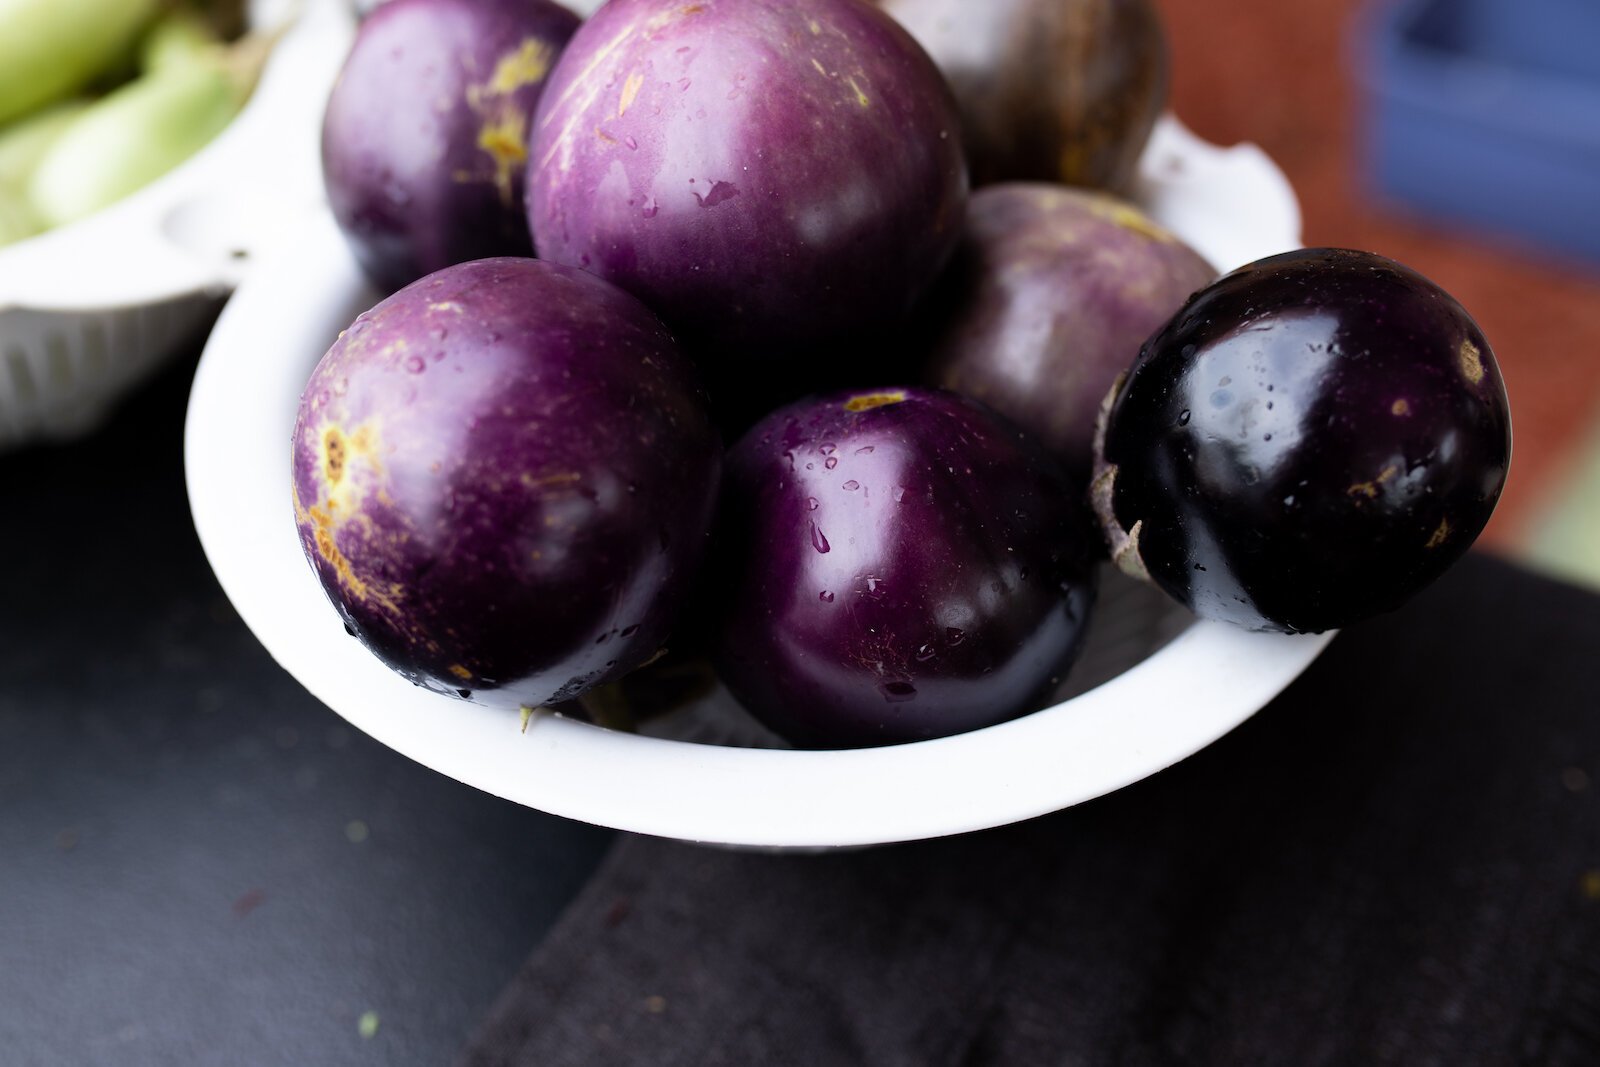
[0,347,614,1067]
[8,338,1599,1067]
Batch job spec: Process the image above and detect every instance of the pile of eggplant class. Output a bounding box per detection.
[0,0,260,248]
[294,0,1511,749]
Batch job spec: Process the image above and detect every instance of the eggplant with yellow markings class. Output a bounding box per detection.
[321,0,580,293]
[291,257,722,712]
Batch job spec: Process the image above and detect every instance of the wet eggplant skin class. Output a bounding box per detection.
[291,257,722,710]
[927,183,1215,489]
[875,0,1167,193]
[322,0,580,293]
[1100,248,1512,634]
[714,387,1098,749]
[526,0,968,364]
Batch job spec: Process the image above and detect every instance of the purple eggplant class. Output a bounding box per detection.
[926,183,1215,488]
[525,0,967,366]
[291,257,722,710]
[322,0,580,293]
[874,0,1167,193]
[1092,248,1512,634]
[715,387,1098,748]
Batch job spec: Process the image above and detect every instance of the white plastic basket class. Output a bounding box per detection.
[186,116,1328,849]
[0,0,354,450]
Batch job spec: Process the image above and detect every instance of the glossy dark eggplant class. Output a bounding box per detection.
[526,0,967,366]
[927,183,1214,489]
[322,0,580,292]
[1093,248,1512,634]
[715,387,1098,748]
[291,257,722,710]
[875,0,1166,193]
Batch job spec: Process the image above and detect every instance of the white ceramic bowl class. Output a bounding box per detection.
[0,0,354,450]
[186,116,1333,849]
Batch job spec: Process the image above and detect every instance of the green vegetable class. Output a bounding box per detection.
[0,99,89,193]
[0,186,40,248]
[28,54,253,227]
[0,0,161,125]
[192,0,248,43]
[140,8,221,73]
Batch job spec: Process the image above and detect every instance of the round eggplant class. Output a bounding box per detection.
[926,183,1215,488]
[1093,248,1512,634]
[526,0,967,365]
[291,257,722,710]
[322,0,580,293]
[715,387,1098,749]
[875,0,1166,193]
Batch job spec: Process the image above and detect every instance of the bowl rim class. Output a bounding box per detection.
[185,116,1327,849]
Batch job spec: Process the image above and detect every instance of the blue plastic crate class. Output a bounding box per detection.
[1359,0,1600,264]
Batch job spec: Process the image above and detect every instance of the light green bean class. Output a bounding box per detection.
[0,0,161,125]
[0,186,40,248]
[0,100,90,195]
[28,58,250,227]
[140,9,221,74]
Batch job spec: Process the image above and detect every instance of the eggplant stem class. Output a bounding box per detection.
[1090,371,1150,582]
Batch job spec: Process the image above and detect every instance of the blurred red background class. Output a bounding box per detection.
[1154,0,1600,553]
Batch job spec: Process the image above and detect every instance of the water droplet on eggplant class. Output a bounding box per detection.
[880,681,916,703]
[810,521,831,554]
